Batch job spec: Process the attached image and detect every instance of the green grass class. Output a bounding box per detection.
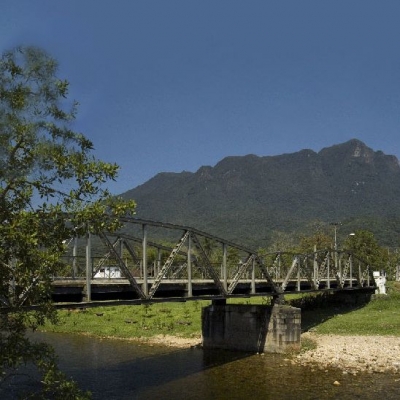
[42,301,206,339]
[308,290,400,336]
[41,283,400,340]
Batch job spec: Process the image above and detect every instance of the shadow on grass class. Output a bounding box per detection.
[288,289,375,333]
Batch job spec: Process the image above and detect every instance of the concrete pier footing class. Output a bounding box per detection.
[201,304,301,353]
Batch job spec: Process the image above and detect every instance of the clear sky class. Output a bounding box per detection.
[2,0,400,194]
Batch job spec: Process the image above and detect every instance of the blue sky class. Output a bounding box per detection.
[2,1,400,194]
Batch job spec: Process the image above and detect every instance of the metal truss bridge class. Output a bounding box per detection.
[55,218,377,304]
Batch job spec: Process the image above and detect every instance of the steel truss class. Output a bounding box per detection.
[61,218,376,302]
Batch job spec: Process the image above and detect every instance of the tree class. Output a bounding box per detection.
[0,46,135,398]
[296,221,332,254]
[343,230,388,272]
[297,231,332,254]
[265,230,298,253]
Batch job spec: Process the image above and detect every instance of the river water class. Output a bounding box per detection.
[3,332,400,399]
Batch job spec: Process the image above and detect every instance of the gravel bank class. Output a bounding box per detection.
[145,334,202,348]
[296,332,400,374]
[114,332,400,375]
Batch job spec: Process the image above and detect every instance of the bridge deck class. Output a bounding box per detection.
[52,277,358,303]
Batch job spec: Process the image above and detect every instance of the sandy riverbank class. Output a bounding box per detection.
[143,334,202,348]
[295,332,400,374]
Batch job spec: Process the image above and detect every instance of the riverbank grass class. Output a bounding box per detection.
[306,290,400,336]
[43,301,206,340]
[42,284,400,341]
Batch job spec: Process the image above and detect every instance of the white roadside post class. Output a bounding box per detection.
[373,271,387,295]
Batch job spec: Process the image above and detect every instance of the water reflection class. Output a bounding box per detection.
[33,332,250,399]
[4,332,400,399]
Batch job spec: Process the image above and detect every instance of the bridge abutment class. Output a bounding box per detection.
[201,303,301,353]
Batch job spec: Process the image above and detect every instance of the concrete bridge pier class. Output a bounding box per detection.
[201,302,301,354]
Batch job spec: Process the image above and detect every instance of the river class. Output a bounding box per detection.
[3,332,400,399]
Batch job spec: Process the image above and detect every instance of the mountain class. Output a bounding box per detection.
[120,139,400,248]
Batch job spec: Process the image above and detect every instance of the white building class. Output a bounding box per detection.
[94,266,121,279]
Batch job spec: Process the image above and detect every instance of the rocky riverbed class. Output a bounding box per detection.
[123,332,400,374]
[296,332,400,374]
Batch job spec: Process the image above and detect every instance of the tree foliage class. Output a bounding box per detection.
[343,230,389,272]
[264,226,394,280]
[297,232,332,254]
[0,46,135,398]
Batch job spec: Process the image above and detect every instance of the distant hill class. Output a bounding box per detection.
[120,139,400,248]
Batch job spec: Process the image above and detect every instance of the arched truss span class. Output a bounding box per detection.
[60,218,376,302]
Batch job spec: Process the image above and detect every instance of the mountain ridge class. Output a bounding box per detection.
[121,139,400,247]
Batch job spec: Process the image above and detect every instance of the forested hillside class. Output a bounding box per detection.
[121,139,400,248]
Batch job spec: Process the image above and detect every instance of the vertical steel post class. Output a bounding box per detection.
[187,234,193,297]
[313,245,318,288]
[222,243,227,291]
[251,257,256,294]
[72,237,78,279]
[331,222,340,272]
[119,238,124,277]
[297,259,301,291]
[327,256,331,289]
[349,254,353,288]
[156,248,161,277]
[278,254,281,279]
[85,229,91,302]
[142,224,148,296]
[335,249,338,276]
[119,237,123,257]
